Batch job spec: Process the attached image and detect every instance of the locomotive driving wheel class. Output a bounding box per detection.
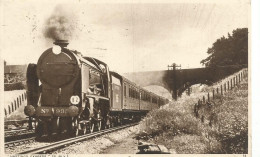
[71,118,79,136]
[106,118,111,129]
[97,120,102,131]
[82,124,87,135]
[89,122,94,133]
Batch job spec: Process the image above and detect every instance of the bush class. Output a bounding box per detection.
[198,79,248,153]
[137,76,248,154]
[4,82,26,91]
[138,107,203,138]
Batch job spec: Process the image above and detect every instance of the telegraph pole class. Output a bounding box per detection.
[168,63,181,100]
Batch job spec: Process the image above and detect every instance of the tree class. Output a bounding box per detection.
[201,28,248,67]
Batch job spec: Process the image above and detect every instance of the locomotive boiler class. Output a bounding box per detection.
[24,40,168,137]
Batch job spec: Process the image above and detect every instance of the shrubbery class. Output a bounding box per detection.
[137,77,248,154]
[4,82,26,91]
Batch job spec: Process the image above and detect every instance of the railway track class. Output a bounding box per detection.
[5,129,35,142]
[17,123,137,154]
[5,137,36,148]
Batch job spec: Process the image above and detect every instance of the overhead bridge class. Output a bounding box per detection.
[123,65,247,100]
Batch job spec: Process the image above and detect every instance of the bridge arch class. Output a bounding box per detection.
[124,65,245,99]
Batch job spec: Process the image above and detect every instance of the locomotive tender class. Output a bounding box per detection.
[24,40,168,137]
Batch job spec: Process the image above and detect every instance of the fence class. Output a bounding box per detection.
[194,68,248,125]
[4,92,27,117]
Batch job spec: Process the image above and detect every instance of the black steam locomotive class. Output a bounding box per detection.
[24,40,169,137]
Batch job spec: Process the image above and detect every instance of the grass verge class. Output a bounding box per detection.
[137,77,248,154]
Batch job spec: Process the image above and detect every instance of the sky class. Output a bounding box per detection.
[0,0,249,73]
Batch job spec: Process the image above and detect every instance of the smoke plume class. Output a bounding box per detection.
[43,5,76,41]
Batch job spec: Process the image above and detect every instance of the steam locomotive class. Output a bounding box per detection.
[24,40,169,137]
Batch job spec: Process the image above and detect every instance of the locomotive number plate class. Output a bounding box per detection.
[36,107,70,117]
[41,108,51,114]
[55,108,68,115]
[36,107,52,116]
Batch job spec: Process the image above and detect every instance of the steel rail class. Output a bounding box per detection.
[5,137,36,148]
[5,131,35,143]
[5,128,28,134]
[5,129,34,137]
[19,123,137,154]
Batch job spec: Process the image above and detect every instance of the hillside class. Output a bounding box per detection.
[137,75,248,154]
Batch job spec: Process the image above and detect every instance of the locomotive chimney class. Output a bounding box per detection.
[53,40,69,48]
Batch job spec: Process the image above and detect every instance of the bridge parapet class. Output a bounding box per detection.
[124,65,247,99]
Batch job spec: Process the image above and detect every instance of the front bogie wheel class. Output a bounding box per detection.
[35,120,44,138]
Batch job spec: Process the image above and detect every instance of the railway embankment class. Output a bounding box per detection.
[4,90,27,119]
[137,74,248,154]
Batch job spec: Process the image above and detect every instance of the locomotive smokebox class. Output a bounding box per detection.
[53,40,69,48]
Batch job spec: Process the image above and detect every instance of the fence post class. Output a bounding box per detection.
[17,98,19,107]
[22,94,24,101]
[5,109,7,116]
[213,89,215,99]
[14,100,17,109]
[208,92,210,101]
[216,87,219,94]
[203,96,205,103]
[227,81,230,90]
[221,85,223,95]
[8,106,11,114]
[13,102,16,110]
[19,96,22,105]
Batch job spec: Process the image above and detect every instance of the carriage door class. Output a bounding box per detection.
[111,75,122,110]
